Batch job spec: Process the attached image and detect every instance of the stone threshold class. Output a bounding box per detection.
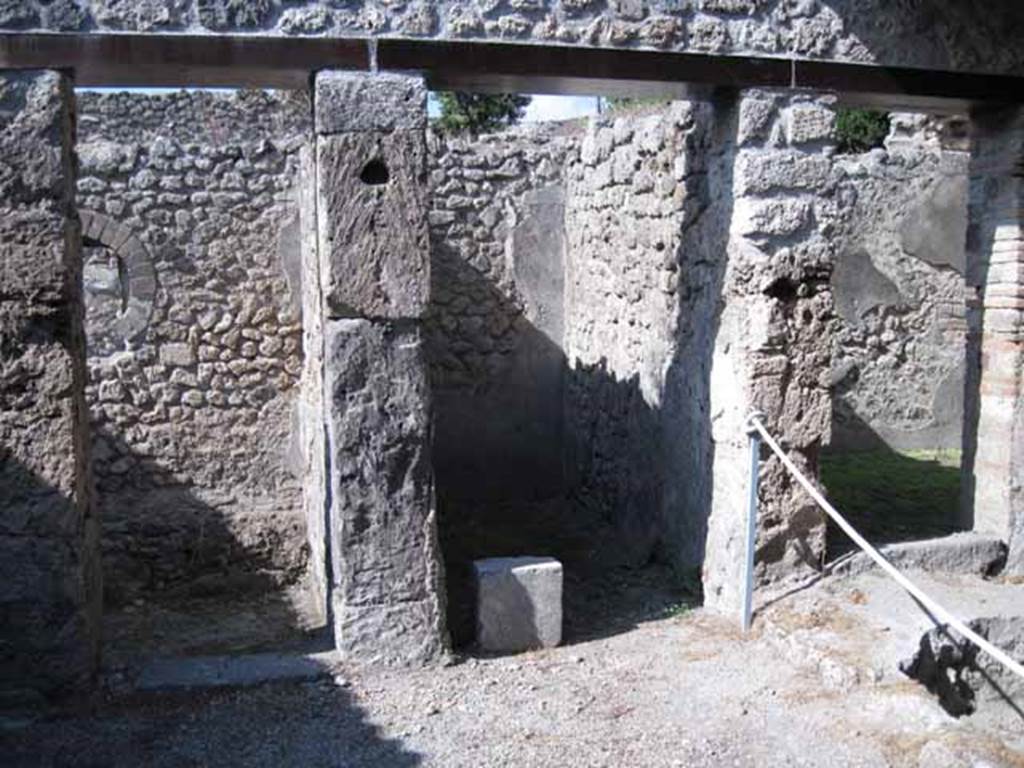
[135,650,341,692]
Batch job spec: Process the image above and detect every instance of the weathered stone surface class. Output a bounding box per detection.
[428,123,573,505]
[196,0,271,31]
[961,105,1024,562]
[298,144,328,622]
[323,319,447,664]
[315,71,427,135]
[0,70,99,701]
[829,533,1007,578]
[565,102,715,571]
[75,90,311,601]
[317,130,430,319]
[1008,510,1024,574]
[830,141,969,453]
[902,616,1024,716]
[473,556,563,652]
[5,2,1024,78]
[703,91,839,616]
[786,102,835,145]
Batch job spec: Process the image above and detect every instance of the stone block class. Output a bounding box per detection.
[315,72,426,135]
[786,102,835,145]
[159,342,195,367]
[830,533,1008,578]
[323,319,446,664]
[317,131,429,319]
[737,94,778,146]
[473,556,563,652]
[734,152,832,196]
[298,144,329,623]
[0,69,99,701]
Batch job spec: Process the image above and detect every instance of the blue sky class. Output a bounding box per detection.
[426,93,598,122]
[522,94,599,122]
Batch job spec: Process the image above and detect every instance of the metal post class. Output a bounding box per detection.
[741,412,763,633]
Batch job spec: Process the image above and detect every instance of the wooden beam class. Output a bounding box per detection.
[0,34,368,89]
[377,39,790,99]
[0,33,1021,110]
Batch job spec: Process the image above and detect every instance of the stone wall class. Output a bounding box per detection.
[427,97,841,614]
[830,129,969,453]
[0,70,100,701]
[703,91,841,612]
[6,1,1023,77]
[962,105,1024,575]
[427,123,575,502]
[314,72,447,664]
[563,102,715,568]
[424,122,576,644]
[75,90,312,603]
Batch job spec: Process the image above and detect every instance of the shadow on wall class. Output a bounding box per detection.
[822,411,963,560]
[428,242,704,647]
[4,682,422,767]
[0,452,100,702]
[428,99,738,648]
[429,252,702,647]
[93,428,325,662]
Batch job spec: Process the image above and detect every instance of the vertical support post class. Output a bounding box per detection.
[703,90,838,615]
[313,71,448,664]
[742,413,762,633]
[963,105,1024,574]
[0,70,99,702]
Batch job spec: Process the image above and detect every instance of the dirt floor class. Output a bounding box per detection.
[103,578,330,668]
[6,570,1023,768]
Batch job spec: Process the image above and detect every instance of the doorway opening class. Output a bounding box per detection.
[824,112,972,559]
[75,87,328,667]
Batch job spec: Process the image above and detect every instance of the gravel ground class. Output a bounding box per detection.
[6,604,1023,768]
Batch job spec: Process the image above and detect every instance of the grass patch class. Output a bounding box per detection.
[658,601,693,620]
[821,449,962,557]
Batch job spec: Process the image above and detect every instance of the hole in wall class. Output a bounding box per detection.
[763,276,798,302]
[359,158,390,186]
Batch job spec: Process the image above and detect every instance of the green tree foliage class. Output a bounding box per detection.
[835,108,891,154]
[435,92,531,135]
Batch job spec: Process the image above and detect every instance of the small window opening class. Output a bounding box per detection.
[359,158,390,186]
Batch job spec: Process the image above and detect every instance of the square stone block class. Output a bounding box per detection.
[323,319,446,664]
[473,556,563,652]
[315,71,426,135]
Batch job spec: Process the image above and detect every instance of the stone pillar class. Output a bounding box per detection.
[963,106,1024,574]
[313,71,447,663]
[298,143,329,623]
[702,90,839,614]
[0,71,100,703]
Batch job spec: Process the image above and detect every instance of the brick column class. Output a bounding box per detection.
[313,72,447,663]
[963,106,1024,574]
[702,90,840,614]
[0,71,100,702]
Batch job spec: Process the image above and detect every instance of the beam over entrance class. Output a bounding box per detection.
[1,34,1021,111]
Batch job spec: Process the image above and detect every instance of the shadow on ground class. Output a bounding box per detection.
[822,441,962,560]
[3,681,419,768]
[439,496,701,649]
[93,429,328,668]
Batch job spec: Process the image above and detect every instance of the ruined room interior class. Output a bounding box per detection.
[71,82,1009,666]
[3,4,1024,763]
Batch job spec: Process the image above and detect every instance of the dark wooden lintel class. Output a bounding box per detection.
[0,33,1020,111]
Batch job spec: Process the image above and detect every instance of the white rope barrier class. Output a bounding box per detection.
[745,413,1024,685]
